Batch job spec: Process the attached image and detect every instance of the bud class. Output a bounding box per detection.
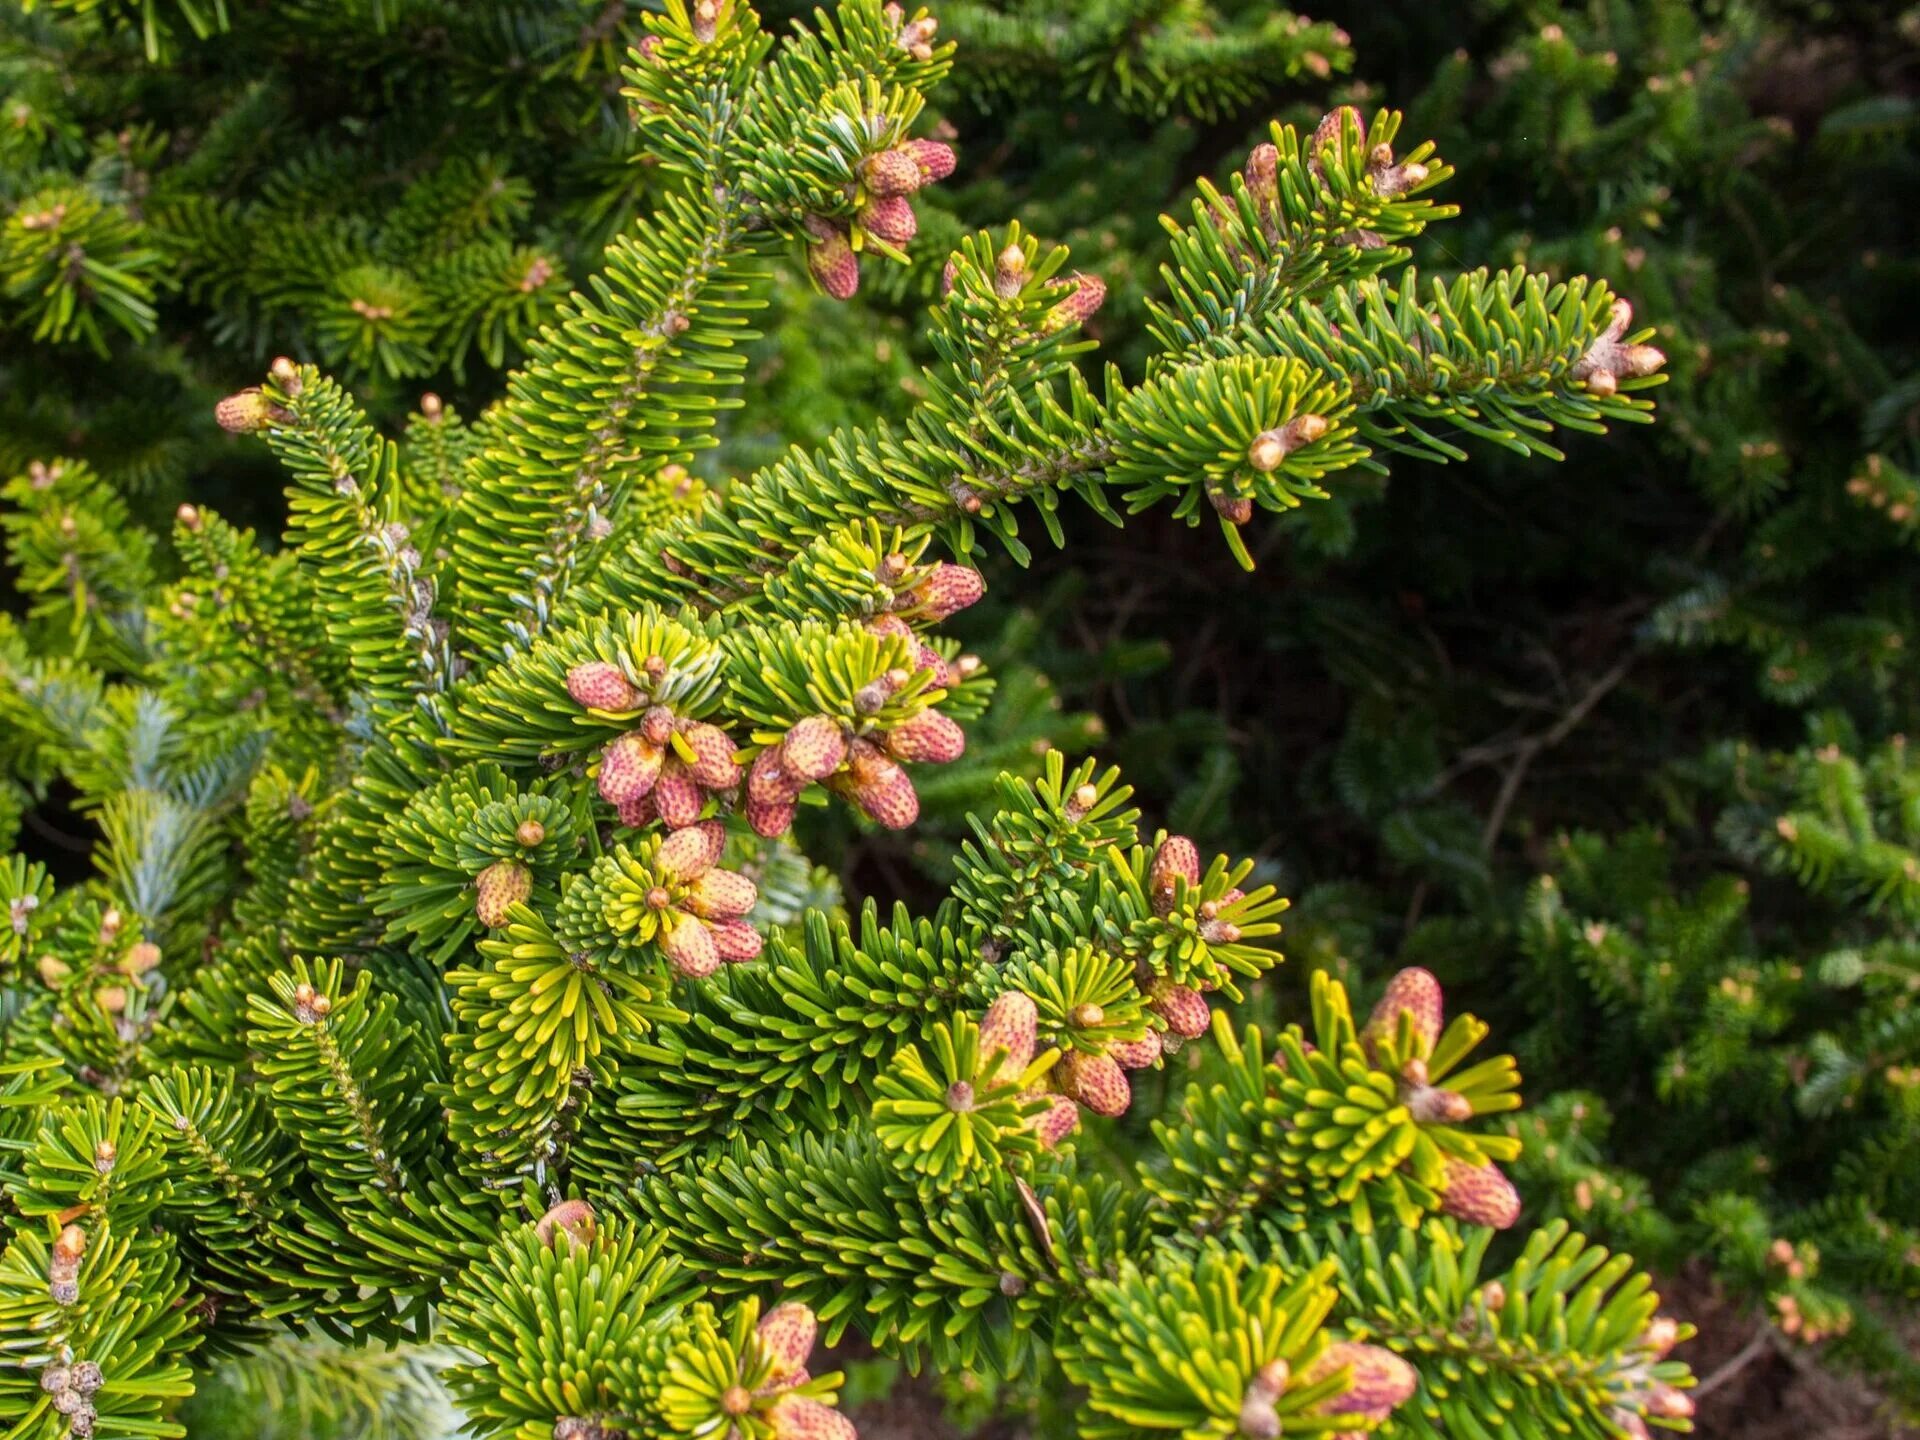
[1208,483,1253,525]
[1064,782,1099,820]
[1056,1050,1130,1117]
[533,1199,597,1250]
[994,243,1028,298]
[70,1362,102,1395]
[269,356,301,391]
[36,953,70,987]
[758,1301,818,1377]
[906,138,957,183]
[687,868,758,920]
[1405,1085,1474,1124]
[860,194,918,246]
[1361,967,1445,1057]
[662,913,721,978]
[883,708,966,763]
[979,991,1039,1079]
[215,388,279,434]
[1438,1158,1522,1230]
[680,721,743,788]
[597,732,664,805]
[40,1366,72,1394]
[567,661,640,712]
[515,819,547,847]
[709,918,764,964]
[781,716,849,782]
[656,819,726,878]
[475,860,532,928]
[176,503,201,530]
[1149,835,1202,915]
[1148,980,1210,1039]
[1248,414,1330,472]
[805,219,860,301]
[904,561,986,620]
[863,147,926,198]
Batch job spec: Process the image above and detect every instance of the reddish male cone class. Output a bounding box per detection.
[1361,967,1445,1058]
[1056,1050,1130,1117]
[474,860,532,927]
[1108,1036,1161,1070]
[805,219,860,301]
[1029,1093,1080,1148]
[687,869,757,919]
[746,793,797,838]
[709,919,764,964]
[598,732,664,805]
[883,709,965,763]
[863,147,925,197]
[781,717,848,783]
[1042,272,1107,333]
[662,913,721,978]
[769,1396,856,1440]
[906,138,956,183]
[843,739,919,828]
[680,722,742,788]
[758,1301,817,1377]
[567,661,639,711]
[749,747,803,805]
[1305,1342,1419,1423]
[978,991,1039,1079]
[1149,835,1202,915]
[1147,979,1210,1038]
[657,819,726,877]
[653,771,705,828]
[860,195,917,246]
[215,388,282,434]
[904,562,985,621]
[533,1199,597,1250]
[1439,1158,1522,1230]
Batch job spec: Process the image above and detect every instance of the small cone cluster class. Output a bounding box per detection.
[743,572,976,838]
[572,670,742,830]
[38,1350,104,1438]
[979,991,1082,1149]
[750,1302,857,1440]
[884,1,939,60]
[809,127,955,298]
[635,822,762,978]
[1570,298,1667,398]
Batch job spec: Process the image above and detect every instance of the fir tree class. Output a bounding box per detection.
[0,1,1711,1437]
